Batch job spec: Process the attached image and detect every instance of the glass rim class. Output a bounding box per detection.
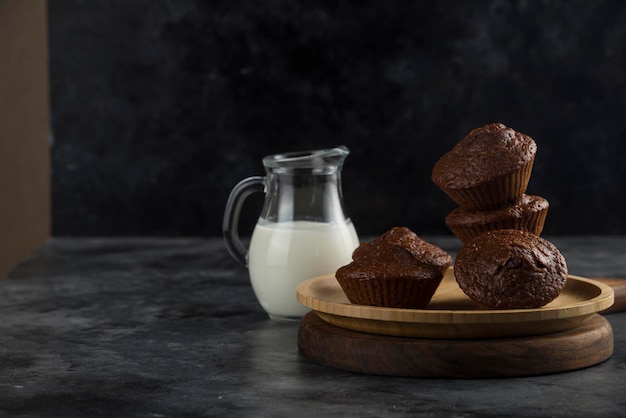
[262,145,349,169]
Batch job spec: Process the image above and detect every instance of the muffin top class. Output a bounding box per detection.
[454,229,568,309]
[432,123,537,188]
[446,194,548,226]
[352,226,452,271]
[337,246,441,281]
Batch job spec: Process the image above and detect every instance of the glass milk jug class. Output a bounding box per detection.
[223,146,359,322]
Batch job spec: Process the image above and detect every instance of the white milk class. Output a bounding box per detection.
[248,219,359,321]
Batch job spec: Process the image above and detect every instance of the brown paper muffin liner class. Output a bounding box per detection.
[441,158,535,210]
[336,274,444,309]
[446,205,548,245]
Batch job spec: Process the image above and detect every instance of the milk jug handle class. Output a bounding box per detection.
[223,176,265,266]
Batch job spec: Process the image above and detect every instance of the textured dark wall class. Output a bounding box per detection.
[49,0,626,237]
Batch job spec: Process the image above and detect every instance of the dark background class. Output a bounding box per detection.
[48,0,626,238]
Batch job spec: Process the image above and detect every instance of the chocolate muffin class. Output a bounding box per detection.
[352,226,452,274]
[336,227,452,309]
[454,229,568,309]
[432,123,537,210]
[446,194,549,245]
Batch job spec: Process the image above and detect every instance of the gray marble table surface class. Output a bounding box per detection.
[1,236,625,417]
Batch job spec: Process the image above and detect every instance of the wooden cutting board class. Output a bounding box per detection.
[297,277,625,378]
[298,311,613,378]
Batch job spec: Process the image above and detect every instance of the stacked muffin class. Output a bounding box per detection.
[431,123,549,244]
[432,123,568,309]
[453,229,568,309]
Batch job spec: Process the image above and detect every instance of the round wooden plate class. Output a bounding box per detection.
[296,269,614,339]
[297,311,614,378]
